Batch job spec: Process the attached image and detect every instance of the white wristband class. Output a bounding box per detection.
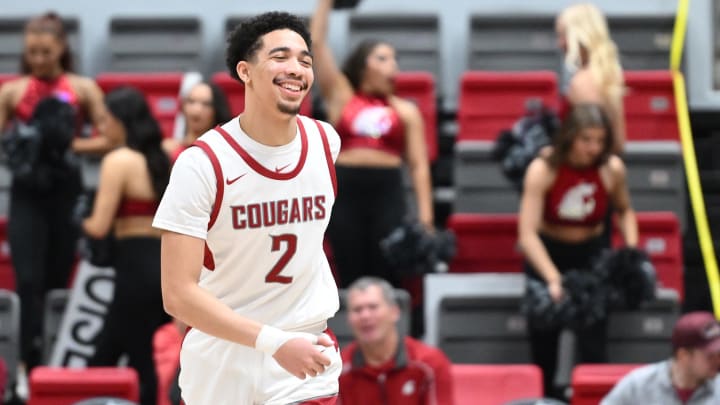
[255,325,290,355]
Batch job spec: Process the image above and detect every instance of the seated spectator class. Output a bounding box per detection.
[601,311,720,404]
[339,277,453,405]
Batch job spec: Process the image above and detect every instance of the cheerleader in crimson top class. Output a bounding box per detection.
[310,0,434,300]
[162,81,231,164]
[0,12,114,370]
[555,3,626,154]
[518,104,639,398]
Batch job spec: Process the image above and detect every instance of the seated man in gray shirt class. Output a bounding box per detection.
[602,311,720,405]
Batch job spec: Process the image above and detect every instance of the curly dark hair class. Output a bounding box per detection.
[225,11,311,83]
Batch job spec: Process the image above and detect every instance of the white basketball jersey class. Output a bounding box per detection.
[165,115,339,331]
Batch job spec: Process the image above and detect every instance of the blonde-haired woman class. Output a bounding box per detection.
[556,3,625,154]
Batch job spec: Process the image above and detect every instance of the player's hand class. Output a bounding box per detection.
[548,279,564,303]
[273,333,332,380]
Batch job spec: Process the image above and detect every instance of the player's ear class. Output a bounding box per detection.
[236,61,251,84]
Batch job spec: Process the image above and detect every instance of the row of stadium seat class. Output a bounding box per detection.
[446,211,684,301]
[0,68,679,146]
[20,358,643,405]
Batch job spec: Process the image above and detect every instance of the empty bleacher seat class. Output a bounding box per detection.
[608,16,674,71]
[453,141,520,214]
[606,289,680,363]
[43,289,70,364]
[452,364,544,405]
[0,217,14,291]
[28,367,139,405]
[457,71,558,142]
[438,294,530,364]
[571,364,643,405]
[446,213,523,273]
[423,273,525,347]
[0,17,80,74]
[446,212,684,301]
[394,71,438,162]
[623,70,679,141]
[0,289,20,394]
[211,71,313,117]
[326,288,411,349]
[468,15,558,72]
[623,142,686,230]
[107,17,201,72]
[348,14,440,80]
[96,72,183,139]
[611,211,684,301]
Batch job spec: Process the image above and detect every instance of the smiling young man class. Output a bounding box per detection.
[339,277,454,405]
[153,12,342,405]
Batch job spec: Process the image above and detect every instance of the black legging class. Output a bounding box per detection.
[327,166,407,288]
[89,237,168,405]
[524,233,608,398]
[9,175,82,369]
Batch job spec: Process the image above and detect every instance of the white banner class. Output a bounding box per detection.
[49,260,115,367]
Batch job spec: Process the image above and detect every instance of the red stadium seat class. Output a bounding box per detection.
[0,74,18,87]
[0,217,14,291]
[457,71,559,141]
[571,364,643,405]
[446,213,523,273]
[96,72,184,139]
[446,211,684,300]
[452,364,543,405]
[28,366,139,405]
[211,71,312,117]
[394,71,438,161]
[623,70,679,141]
[611,211,684,301]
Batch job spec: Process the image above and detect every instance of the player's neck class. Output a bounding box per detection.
[239,104,297,147]
[361,331,399,367]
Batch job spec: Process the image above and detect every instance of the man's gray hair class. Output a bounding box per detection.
[346,276,398,307]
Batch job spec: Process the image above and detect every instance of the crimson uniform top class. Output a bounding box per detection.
[334,93,405,158]
[153,115,341,364]
[543,164,609,227]
[338,336,454,405]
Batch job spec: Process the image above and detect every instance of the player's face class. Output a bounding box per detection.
[242,29,313,115]
[687,348,720,381]
[347,286,400,345]
[24,32,65,78]
[569,126,605,167]
[182,83,215,136]
[363,43,397,96]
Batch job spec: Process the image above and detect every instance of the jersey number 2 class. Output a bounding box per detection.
[266,234,297,284]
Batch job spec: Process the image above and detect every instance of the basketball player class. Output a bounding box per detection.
[153,12,342,405]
